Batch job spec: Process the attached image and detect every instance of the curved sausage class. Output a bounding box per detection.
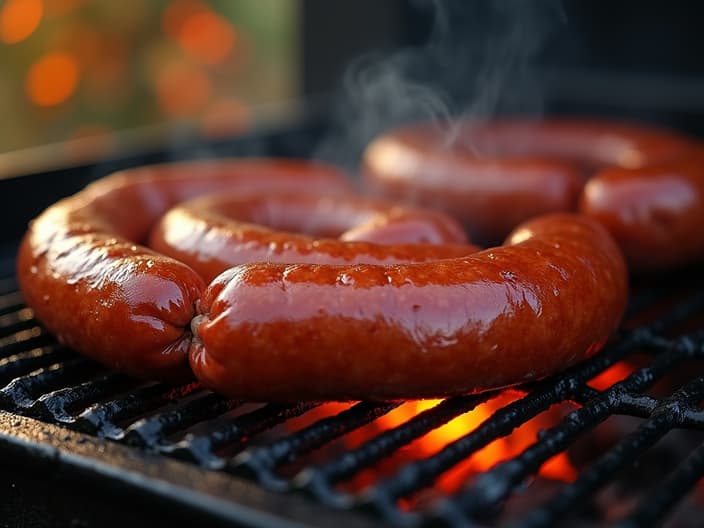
[16,159,353,379]
[191,213,628,401]
[580,159,704,271]
[362,118,697,268]
[149,193,478,283]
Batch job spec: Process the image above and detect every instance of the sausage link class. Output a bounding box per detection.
[191,213,628,401]
[580,159,704,271]
[149,193,477,282]
[17,159,353,379]
[362,118,699,270]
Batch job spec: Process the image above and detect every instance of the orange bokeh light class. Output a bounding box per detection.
[200,98,251,137]
[0,0,43,44]
[26,51,79,106]
[162,0,208,37]
[155,62,211,116]
[177,10,235,65]
[43,0,85,16]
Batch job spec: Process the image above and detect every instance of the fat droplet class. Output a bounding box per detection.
[30,265,38,274]
[500,270,517,281]
[339,273,355,286]
[146,259,154,268]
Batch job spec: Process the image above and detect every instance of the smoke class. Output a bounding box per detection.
[313,0,567,170]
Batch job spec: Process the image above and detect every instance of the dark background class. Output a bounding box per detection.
[303,0,704,130]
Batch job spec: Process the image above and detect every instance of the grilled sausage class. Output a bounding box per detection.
[191,213,628,401]
[580,159,704,271]
[149,193,477,282]
[362,118,700,270]
[16,159,354,379]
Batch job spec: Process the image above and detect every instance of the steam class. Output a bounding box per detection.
[313,0,566,169]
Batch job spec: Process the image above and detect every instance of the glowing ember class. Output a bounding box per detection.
[286,391,580,498]
[0,0,43,44]
[376,393,578,493]
[26,51,79,106]
[588,361,635,391]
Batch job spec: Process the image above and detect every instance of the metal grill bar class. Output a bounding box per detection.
[0,344,72,385]
[123,391,236,448]
[0,292,25,316]
[165,403,318,469]
[0,327,54,360]
[0,358,102,410]
[30,371,132,423]
[73,380,203,438]
[0,307,36,338]
[513,375,704,528]
[620,439,704,528]
[298,394,498,510]
[436,335,698,525]
[231,402,401,492]
[354,334,652,525]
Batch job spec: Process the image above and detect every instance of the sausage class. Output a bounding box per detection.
[190,213,628,401]
[580,158,704,271]
[362,118,698,270]
[149,193,478,283]
[16,159,354,379]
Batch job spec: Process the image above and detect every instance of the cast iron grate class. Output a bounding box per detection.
[1,262,704,527]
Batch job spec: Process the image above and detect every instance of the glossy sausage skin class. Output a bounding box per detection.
[16,159,353,379]
[191,213,628,401]
[581,159,704,271]
[362,118,698,269]
[149,193,478,283]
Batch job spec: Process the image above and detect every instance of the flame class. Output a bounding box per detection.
[588,361,635,391]
[0,0,43,44]
[287,392,579,498]
[26,51,78,106]
[375,393,578,493]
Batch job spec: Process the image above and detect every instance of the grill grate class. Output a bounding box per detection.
[1,265,704,527]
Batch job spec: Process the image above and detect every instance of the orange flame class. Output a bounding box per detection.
[26,51,78,106]
[286,363,640,501]
[588,361,635,391]
[0,0,43,44]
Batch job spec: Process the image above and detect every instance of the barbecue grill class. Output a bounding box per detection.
[5,2,704,527]
[2,114,704,527]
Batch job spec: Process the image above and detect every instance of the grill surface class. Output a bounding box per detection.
[2,250,704,527]
[3,117,704,527]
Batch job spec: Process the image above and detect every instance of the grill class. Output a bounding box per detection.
[2,119,704,528]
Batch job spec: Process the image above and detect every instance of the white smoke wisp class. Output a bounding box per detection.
[313,0,567,169]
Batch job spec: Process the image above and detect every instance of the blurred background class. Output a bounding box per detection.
[0,0,298,154]
[2,0,704,161]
